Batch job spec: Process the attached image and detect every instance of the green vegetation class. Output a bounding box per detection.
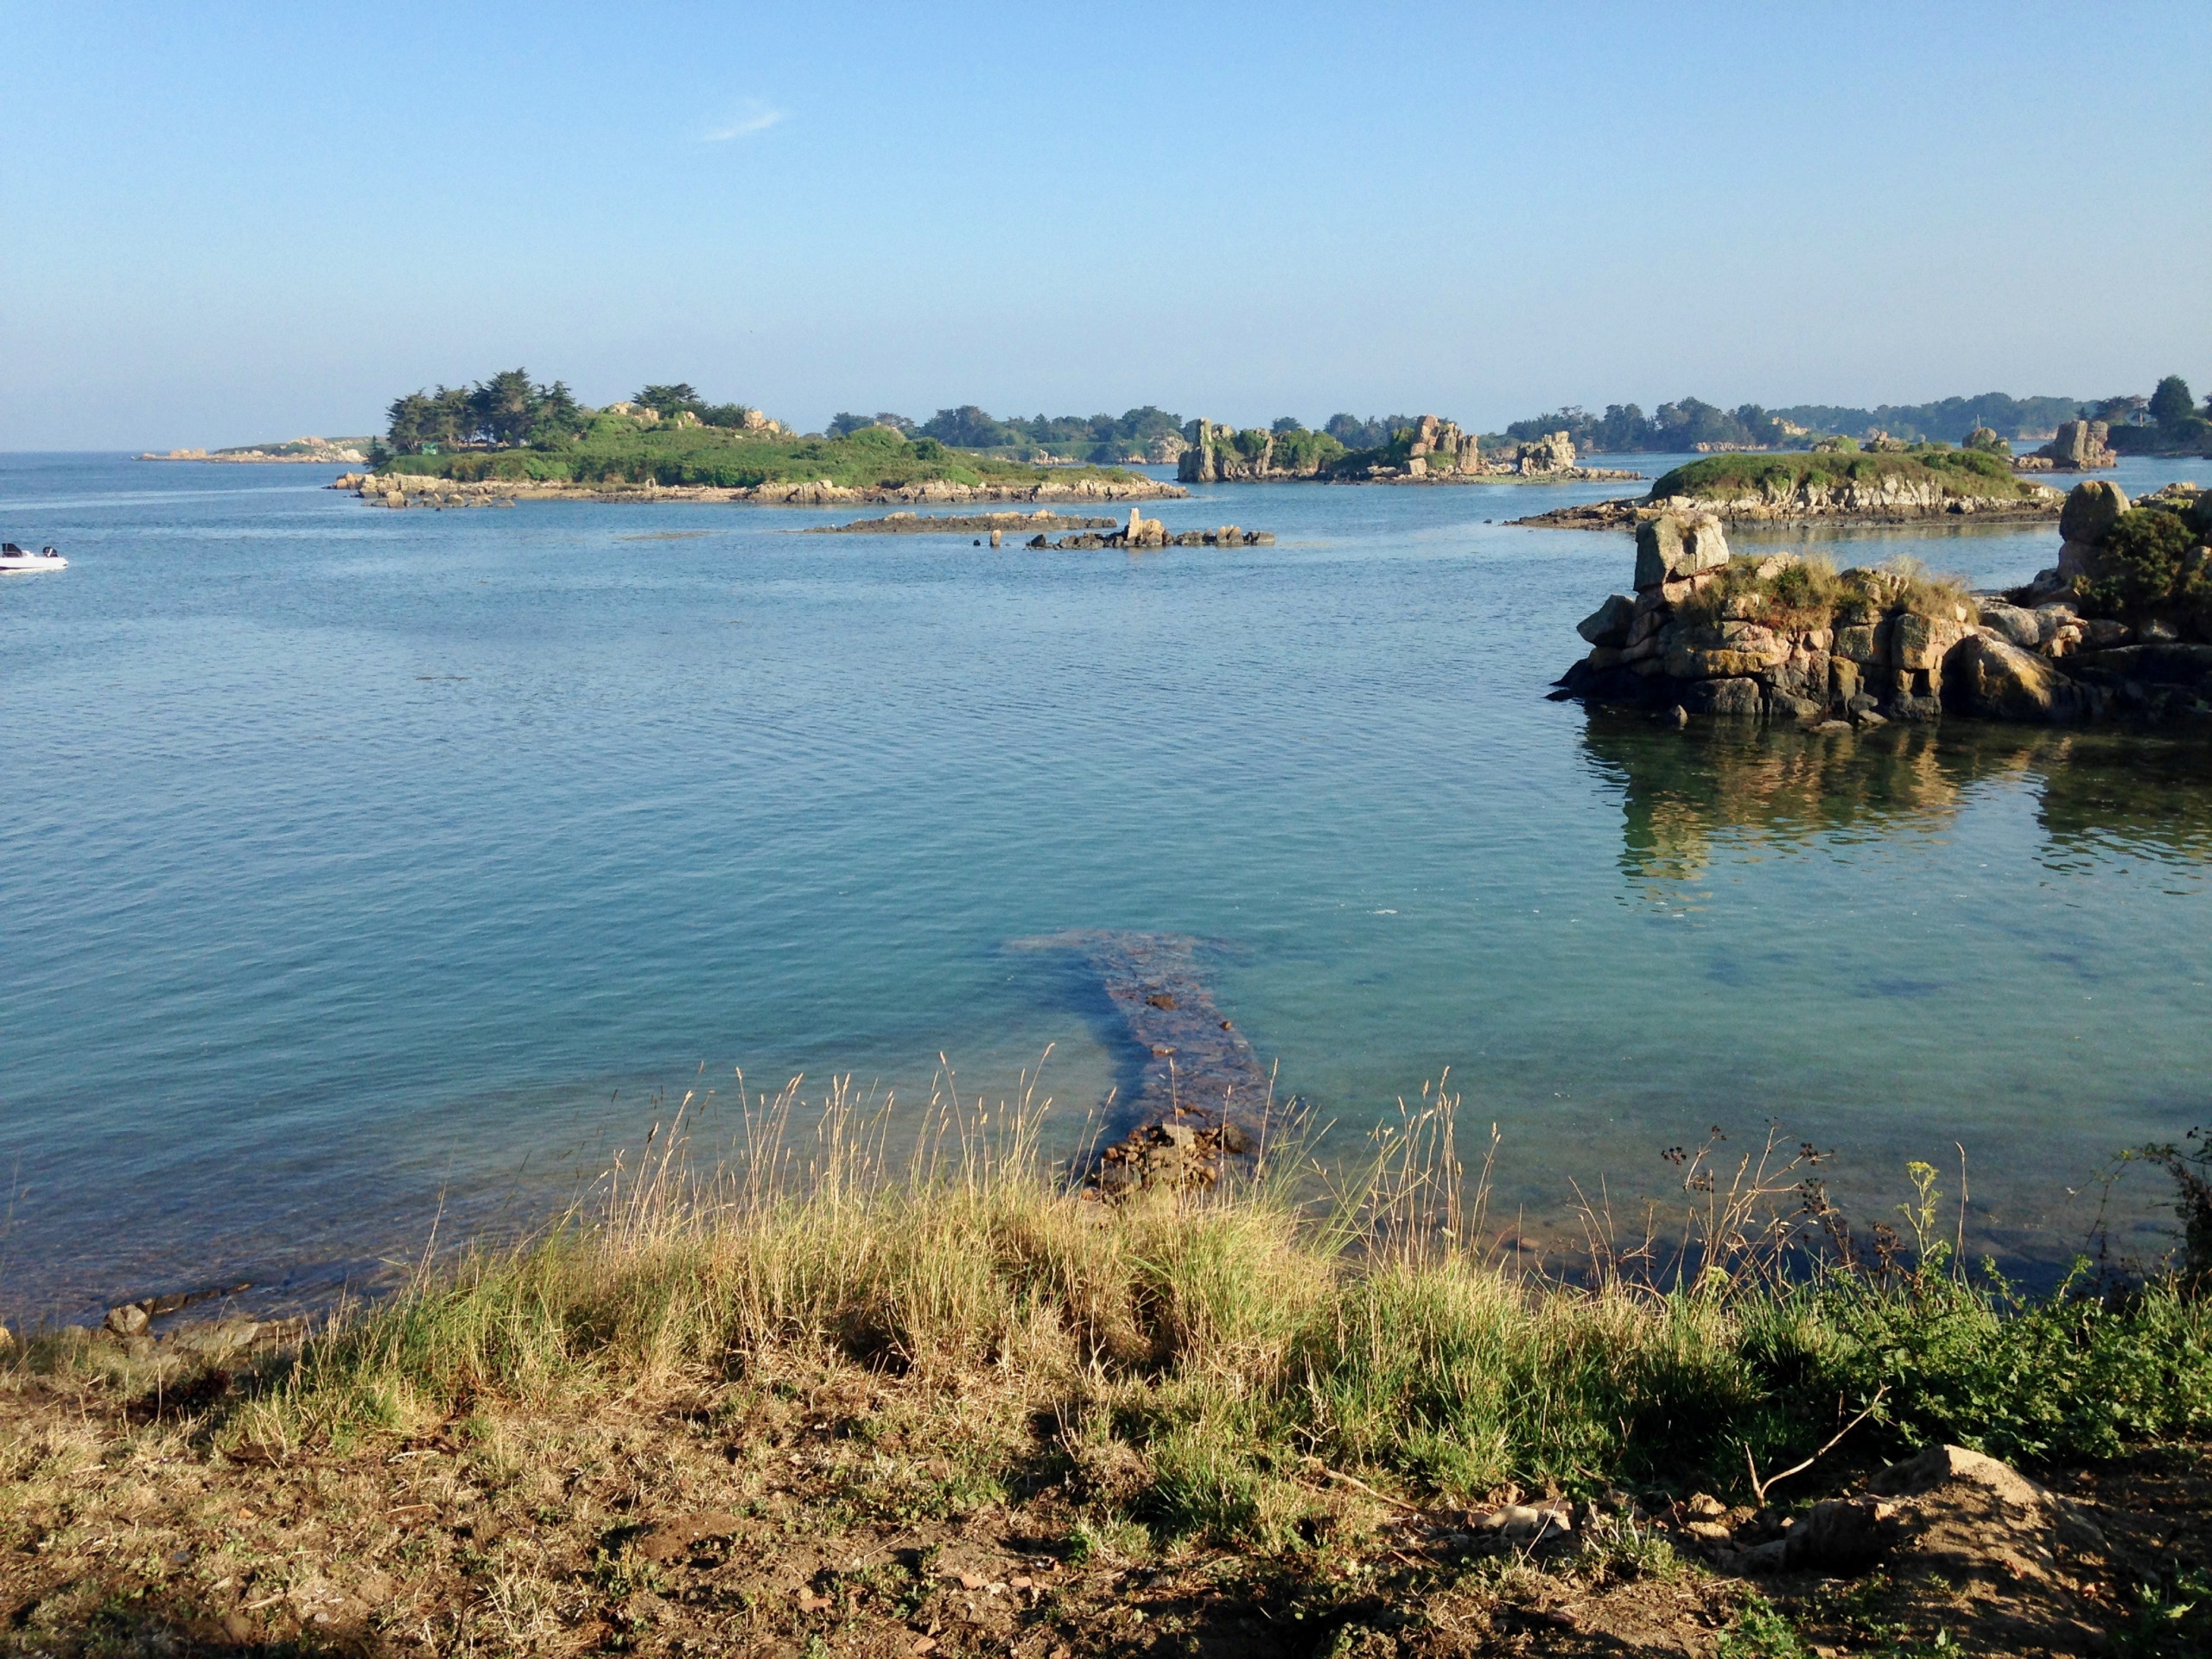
[2103,375,2212,456]
[378,409,1143,492]
[2073,499,2212,639]
[384,368,588,454]
[1678,554,1969,635]
[1498,393,2096,454]
[907,404,1185,462]
[1651,448,2045,505]
[10,1091,2212,1656]
[38,1087,2190,1526]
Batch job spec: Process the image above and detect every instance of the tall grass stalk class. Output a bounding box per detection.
[202,1068,2212,1540]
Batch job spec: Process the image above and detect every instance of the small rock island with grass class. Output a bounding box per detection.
[1522,446,2063,530]
[1558,480,2212,726]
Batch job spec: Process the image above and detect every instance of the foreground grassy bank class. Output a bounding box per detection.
[6,1090,2212,1655]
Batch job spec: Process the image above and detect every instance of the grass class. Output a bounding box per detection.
[378,416,1150,493]
[1679,553,1971,632]
[1651,448,2047,505]
[40,1083,2207,1515]
[7,1079,2212,1653]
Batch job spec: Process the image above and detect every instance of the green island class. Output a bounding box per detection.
[353,374,1180,505]
[1651,448,2056,508]
[1522,446,2064,530]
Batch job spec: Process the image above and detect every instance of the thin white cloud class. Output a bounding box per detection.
[702,101,785,142]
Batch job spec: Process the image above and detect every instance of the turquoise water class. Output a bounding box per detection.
[3,452,2209,1319]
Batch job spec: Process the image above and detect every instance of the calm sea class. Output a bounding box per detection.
[3,451,2209,1320]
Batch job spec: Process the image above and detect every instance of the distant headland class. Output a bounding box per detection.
[139,436,371,465]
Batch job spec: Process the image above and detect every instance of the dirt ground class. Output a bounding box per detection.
[3,1351,2207,1658]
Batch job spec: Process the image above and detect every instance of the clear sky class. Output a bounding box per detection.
[5,1,2207,449]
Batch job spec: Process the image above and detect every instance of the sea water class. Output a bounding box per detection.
[3,451,2209,1319]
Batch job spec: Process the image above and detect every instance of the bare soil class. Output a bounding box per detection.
[5,1346,2207,1658]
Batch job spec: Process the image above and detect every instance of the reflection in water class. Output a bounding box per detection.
[1581,714,2212,891]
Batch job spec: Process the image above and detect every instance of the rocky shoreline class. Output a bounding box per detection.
[1555,481,2212,728]
[329,473,1186,510]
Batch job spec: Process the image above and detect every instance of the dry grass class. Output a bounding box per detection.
[6,1077,2212,1654]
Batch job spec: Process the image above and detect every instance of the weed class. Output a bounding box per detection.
[1718,1593,1811,1658]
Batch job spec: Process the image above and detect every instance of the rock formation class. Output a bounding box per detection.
[1556,481,2212,727]
[1177,416,1637,485]
[2016,419,2117,472]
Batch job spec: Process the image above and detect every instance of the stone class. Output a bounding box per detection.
[105,1303,149,1338]
[2055,538,2099,581]
[166,1317,261,1359]
[2058,479,2128,543]
[2036,421,2119,471]
[1633,513,1730,589]
[2080,617,2132,648]
[1473,1502,1573,1543]
[1576,594,1637,647]
[1666,647,1773,680]
[1976,602,2043,649]
[1830,659,1862,701]
[1832,624,1879,664]
[1681,677,1762,715]
[1891,613,1971,671]
[1945,634,2077,722]
[1769,692,1824,720]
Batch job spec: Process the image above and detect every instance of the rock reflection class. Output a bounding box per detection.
[1581,712,2212,887]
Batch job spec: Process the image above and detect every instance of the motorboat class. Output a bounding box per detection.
[0,543,66,572]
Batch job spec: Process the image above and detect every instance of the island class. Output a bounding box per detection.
[1554,480,2212,727]
[139,436,372,464]
[338,374,1184,508]
[1177,415,1641,485]
[1516,447,2062,530]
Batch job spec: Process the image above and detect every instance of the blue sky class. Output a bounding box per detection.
[5,2,2207,448]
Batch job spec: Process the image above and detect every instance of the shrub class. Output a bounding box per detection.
[2074,506,2210,635]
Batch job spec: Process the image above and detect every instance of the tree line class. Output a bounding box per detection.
[1497,384,2210,454]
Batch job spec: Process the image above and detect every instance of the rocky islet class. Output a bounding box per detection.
[1557,480,2212,728]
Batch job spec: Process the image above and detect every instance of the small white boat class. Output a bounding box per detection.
[0,542,66,573]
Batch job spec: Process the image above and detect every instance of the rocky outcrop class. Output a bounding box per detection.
[1026,517,1274,550]
[1520,477,2061,531]
[1560,483,2212,727]
[2016,419,2117,472]
[1177,416,1639,486]
[333,473,1185,509]
[1178,420,1306,482]
[1399,415,1485,478]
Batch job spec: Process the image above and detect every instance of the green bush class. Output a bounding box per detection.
[2075,507,2211,636]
